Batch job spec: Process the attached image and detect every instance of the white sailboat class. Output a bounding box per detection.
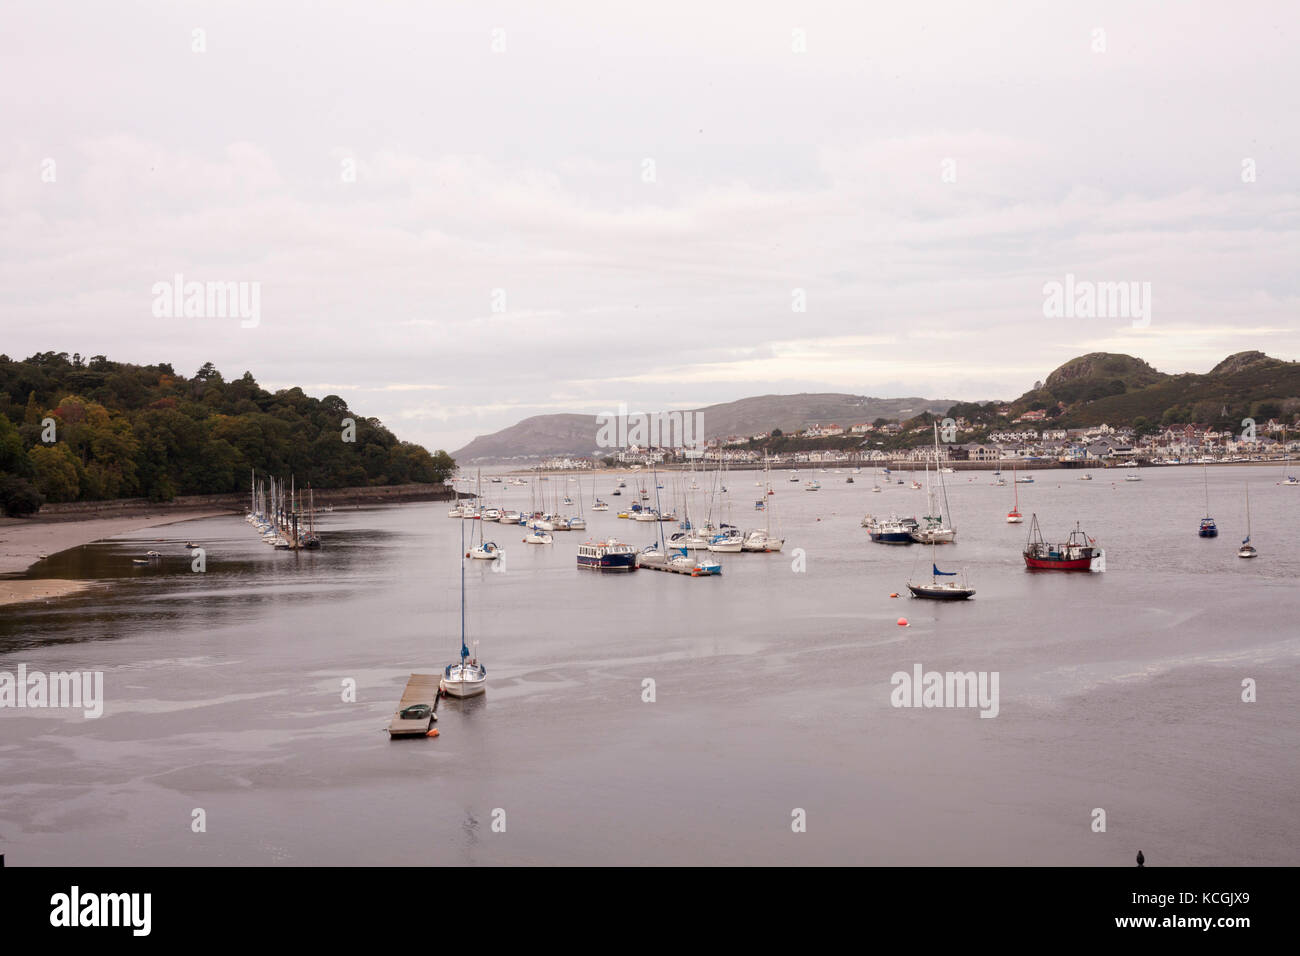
[468,472,503,560]
[441,518,487,698]
[912,425,956,543]
[743,458,785,551]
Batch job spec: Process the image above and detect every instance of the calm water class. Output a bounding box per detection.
[2,467,1298,865]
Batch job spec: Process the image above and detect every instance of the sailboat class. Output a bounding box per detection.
[441,518,488,698]
[1124,461,1142,481]
[302,486,321,549]
[567,478,587,530]
[912,425,956,543]
[1238,485,1257,558]
[907,537,975,600]
[743,458,785,551]
[469,472,504,560]
[1281,431,1298,484]
[1006,466,1024,523]
[1198,465,1218,537]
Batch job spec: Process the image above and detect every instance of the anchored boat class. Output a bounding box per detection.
[1022,514,1099,571]
[1238,485,1257,558]
[1199,465,1218,537]
[1007,466,1024,523]
[577,539,638,572]
[441,518,488,698]
[865,515,918,544]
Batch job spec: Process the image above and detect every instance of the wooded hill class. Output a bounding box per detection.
[943,351,1300,435]
[0,352,454,515]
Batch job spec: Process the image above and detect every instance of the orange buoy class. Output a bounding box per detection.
[897,617,909,627]
[427,728,440,738]
[889,592,899,598]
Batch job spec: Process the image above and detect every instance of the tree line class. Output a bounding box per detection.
[0,352,455,516]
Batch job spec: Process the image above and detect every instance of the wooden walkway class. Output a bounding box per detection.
[636,554,719,576]
[388,673,441,738]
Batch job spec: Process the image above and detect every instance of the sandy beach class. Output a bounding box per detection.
[0,510,234,607]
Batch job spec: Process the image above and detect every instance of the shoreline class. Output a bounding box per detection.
[497,458,1296,477]
[0,510,235,607]
[0,487,456,607]
[0,579,97,608]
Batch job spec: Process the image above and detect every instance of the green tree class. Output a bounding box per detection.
[0,414,27,474]
[28,443,80,501]
[0,476,43,516]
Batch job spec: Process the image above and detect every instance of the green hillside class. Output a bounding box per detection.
[950,351,1300,434]
[0,352,454,515]
[1050,352,1300,429]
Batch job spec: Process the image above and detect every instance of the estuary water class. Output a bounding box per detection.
[2,465,1298,865]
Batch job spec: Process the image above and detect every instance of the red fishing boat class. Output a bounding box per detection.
[1023,514,1098,571]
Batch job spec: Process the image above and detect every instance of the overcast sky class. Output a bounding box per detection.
[3,1,1297,451]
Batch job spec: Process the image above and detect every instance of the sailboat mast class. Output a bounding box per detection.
[460,508,468,660]
[652,460,666,550]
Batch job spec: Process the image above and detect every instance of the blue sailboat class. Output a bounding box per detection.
[907,547,975,600]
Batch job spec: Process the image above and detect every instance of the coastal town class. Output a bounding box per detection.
[531,414,1300,471]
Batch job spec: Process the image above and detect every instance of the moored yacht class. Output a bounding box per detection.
[470,540,503,560]
[706,527,744,552]
[865,515,918,544]
[741,528,784,552]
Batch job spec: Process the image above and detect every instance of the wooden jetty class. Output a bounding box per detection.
[388,673,441,738]
[636,553,721,576]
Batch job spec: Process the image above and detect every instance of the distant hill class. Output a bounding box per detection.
[453,394,956,462]
[453,350,1300,463]
[986,351,1300,430]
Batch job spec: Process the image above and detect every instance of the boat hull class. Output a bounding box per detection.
[577,553,637,572]
[869,531,914,544]
[910,529,955,544]
[440,664,487,698]
[907,584,975,600]
[1023,555,1093,571]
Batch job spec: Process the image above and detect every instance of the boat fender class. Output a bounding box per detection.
[427,729,440,738]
